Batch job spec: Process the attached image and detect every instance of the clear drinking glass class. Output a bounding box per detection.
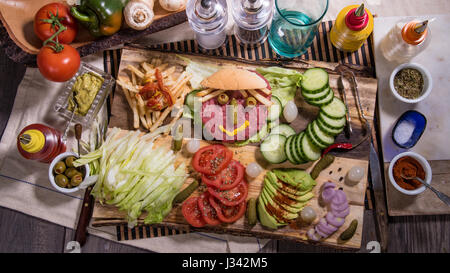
[268,0,329,58]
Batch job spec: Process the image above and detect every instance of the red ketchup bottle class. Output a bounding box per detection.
[17,123,66,163]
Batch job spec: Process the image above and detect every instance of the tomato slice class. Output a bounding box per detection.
[207,180,248,206]
[197,192,221,226]
[201,160,244,190]
[192,145,233,175]
[181,197,206,228]
[209,195,247,223]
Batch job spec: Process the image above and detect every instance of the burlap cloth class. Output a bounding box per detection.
[0,0,446,253]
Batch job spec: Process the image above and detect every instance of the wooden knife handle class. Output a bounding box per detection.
[372,189,389,252]
[74,186,95,247]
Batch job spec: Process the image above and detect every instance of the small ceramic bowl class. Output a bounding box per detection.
[388,151,432,195]
[391,110,427,149]
[389,63,432,104]
[48,151,90,193]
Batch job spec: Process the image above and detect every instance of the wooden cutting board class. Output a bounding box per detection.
[92,47,379,249]
[373,15,450,216]
[0,0,186,64]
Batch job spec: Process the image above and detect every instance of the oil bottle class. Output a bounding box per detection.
[330,4,374,52]
[17,123,66,163]
[380,19,431,63]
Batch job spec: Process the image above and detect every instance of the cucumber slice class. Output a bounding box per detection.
[302,87,330,101]
[321,97,347,119]
[318,111,346,129]
[301,130,322,161]
[308,88,334,107]
[294,132,310,163]
[311,120,335,146]
[270,124,296,138]
[185,90,201,111]
[260,134,287,164]
[316,117,344,136]
[284,134,297,165]
[306,123,328,149]
[300,68,329,93]
[267,96,282,122]
[291,133,307,164]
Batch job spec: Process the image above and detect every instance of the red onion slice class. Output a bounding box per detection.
[315,225,329,238]
[331,189,348,206]
[322,181,336,191]
[317,218,338,235]
[332,206,350,218]
[326,212,345,228]
[331,201,349,213]
[307,228,320,241]
[321,188,336,204]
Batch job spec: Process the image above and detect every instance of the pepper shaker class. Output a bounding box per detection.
[186,0,228,49]
[232,0,274,46]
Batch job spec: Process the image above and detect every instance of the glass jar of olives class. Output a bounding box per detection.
[48,152,90,193]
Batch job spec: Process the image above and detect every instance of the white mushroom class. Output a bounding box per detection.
[124,0,155,30]
[159,0,186,12]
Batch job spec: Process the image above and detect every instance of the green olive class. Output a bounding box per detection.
[65,156,77,168]
[55,174,69,188]
[246,97,257,107]
[65,167,78,178]
[53,161,66,174]
[217,93,229,105]
[70,173,83,187]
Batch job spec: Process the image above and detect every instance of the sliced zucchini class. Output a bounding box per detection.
[301,131,322,161]
[318,111,346,129]
[311,120,335,146]
[270,124,296,138]
[260,134,287,164]
[302,87,330,101]
[306,123,328,149]
[316,117,344,136]
[321,96,347,119]
[300,68,329,93]
[267,96,282,122]
[308,88,334,107]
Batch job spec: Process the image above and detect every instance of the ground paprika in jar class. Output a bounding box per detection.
[392,156,425,190]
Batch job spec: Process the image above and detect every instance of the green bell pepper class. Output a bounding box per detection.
[70,0,130,37]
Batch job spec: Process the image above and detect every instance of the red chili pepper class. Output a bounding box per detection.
[322,142,353,157]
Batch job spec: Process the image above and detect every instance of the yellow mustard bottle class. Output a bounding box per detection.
[330,4,374,52]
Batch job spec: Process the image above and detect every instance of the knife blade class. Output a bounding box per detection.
[337,74,352,138]
[369,135,389,252]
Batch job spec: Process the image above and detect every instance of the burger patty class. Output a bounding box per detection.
[201,91,269,142]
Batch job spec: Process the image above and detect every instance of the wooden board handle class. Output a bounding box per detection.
[74,186,95,247]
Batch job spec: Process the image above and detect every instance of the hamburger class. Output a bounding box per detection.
[196,67,273,142]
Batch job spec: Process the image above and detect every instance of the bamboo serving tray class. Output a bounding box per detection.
[92,48,379,249]
[0,0,186,64]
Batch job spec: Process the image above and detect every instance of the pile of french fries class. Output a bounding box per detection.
[116,58,192,132]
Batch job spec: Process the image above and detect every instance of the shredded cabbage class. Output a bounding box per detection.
[73,127,188,227]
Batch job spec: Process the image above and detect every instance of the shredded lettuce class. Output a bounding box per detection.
[178,55,220,90]
[256,66,304,106]
[73,127,188,228]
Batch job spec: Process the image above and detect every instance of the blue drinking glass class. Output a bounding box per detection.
[268,0,329,58]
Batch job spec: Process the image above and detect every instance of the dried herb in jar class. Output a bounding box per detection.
[393,68,424,99]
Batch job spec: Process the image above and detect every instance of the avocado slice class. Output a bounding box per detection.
[260,188,298,221]
[271,169,317,191]
[262,185,307,213]
[265,177,315,203]
[266,174,312,197]
[257,196,285,229]
[259,191,289,225]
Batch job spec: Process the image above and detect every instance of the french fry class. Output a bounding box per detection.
[200,89,226,102]
[247,89,273,106]
[122,87,140,129]
[173,74,193,98]
[259,88,272,95]
[239,90,248,98]
[145,109,153,128]
[195,88,213,97]
[127,64,145,78]
[141,62,153,74]
[156,63,168,71]
[116,78,140,93]
[162,66,176,78]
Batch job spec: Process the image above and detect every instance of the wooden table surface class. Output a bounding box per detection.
[0,50,448,253]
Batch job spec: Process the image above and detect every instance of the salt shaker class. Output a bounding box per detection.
[232,0,274,46]
[186,0,228,50]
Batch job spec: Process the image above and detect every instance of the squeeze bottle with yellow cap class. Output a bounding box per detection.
[380,19,431,63]
[17,123,66,163]
[330,4,374,52]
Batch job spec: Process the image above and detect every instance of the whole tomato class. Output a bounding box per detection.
[37,44,80,82]
[34,3,78,44]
